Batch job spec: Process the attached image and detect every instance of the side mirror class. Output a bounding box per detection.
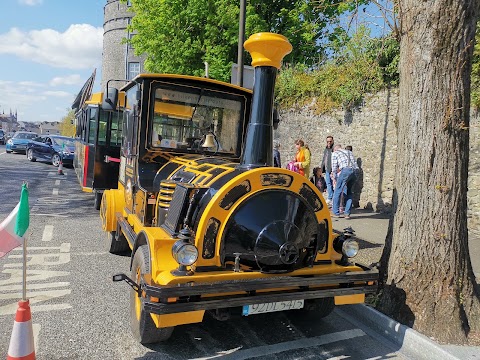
[102,86,119,111]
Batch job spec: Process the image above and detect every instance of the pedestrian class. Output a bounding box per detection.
[339,145,354,213]
[293,139,311,177]
[273,140,281,168]
[331,144,358,219]
[310,167,326,193]
[320,135,334,205]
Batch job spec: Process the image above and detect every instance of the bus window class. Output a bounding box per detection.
[110,110,123,146]
[88,108,98,144]
[98,110,108,145]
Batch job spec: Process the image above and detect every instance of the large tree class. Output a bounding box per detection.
[126,0,364,81]
[378,0,480,344]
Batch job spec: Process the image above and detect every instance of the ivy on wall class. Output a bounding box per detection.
[276,27,400,113]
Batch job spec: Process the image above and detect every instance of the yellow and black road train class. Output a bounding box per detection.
[100,32,378,344]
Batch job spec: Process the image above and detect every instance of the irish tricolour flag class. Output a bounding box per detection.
[0,184,29,258]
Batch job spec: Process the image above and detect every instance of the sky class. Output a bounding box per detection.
[0,0,106,123]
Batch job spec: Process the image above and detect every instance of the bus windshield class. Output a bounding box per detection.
[150,83,245,154]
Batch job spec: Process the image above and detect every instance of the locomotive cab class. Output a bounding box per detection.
[101,32,378,344]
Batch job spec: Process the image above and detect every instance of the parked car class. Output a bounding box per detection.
[6,131,38,153]
[26,135,75,166]
[0,130,5,145]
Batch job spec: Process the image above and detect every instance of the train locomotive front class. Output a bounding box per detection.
[101,32,378,344]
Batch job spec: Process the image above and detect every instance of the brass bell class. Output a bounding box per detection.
[202,133,215,148]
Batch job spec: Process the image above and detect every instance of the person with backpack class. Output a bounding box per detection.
[331,144,358,219]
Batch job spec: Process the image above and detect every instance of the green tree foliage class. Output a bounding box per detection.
[60,109,75,137]
[125,0,366,82]
[276,26,398,112]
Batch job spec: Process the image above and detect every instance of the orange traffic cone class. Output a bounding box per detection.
[57,159,64,175]
[7,300,35,360]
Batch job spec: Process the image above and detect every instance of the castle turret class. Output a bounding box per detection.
[102,0,146,90]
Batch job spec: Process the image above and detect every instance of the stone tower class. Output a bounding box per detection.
[102,0,146,91]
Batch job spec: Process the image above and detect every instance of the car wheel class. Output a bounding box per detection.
[51,153,61,167]
[27,149,36,162]
[105,231,130,254]
[6,150,12,153]
[130,245,174,344]
[94,191,103,210]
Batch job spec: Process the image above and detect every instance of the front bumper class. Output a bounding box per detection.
[8,144,28,152]
[116,266,378,315]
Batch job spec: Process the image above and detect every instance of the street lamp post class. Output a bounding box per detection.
[236,0,246,87]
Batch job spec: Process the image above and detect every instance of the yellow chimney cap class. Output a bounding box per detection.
[244,32,292,70]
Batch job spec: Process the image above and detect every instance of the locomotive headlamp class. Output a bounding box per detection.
[342,240,359,258]
[333,237,359,258]
[172,240,198,266]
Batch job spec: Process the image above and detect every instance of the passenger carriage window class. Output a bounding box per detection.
[110,110,123,146]
[98,110,108,145]
[88,108,98,144]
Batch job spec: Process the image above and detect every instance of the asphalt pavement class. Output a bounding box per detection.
[330,208,480,359]
[1,146,479,359]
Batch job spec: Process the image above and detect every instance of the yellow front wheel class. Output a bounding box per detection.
[129,245,174,344]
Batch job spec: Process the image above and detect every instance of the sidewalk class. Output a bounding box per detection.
[331,209,480,283]
[331,209,480,359]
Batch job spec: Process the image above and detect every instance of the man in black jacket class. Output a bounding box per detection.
[319,135,334,205]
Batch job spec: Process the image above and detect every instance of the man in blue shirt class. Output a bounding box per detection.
[331,144,358,219]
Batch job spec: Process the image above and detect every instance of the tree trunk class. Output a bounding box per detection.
[378,0,480,344]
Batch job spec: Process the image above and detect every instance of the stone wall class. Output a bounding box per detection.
[276,88,479,232]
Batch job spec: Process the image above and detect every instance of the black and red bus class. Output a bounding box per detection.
[74,92,124,209]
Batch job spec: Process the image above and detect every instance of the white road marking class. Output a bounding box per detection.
[0,243,72,316]
[47,172,56,177]
[42,225,54,242]
[190,329,366,360]
[2,282,70,291]
[33,323,41,354]
[0,298,72,315]
[52,188,58,195]
[0,152,6,156]
[55,180,61,186]
[31,213,68,218]
[10,243,70,252]
[0,269,70,286]
[5,252,70,267]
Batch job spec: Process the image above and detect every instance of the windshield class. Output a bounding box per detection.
[14,133,37,139]
[53,138,74,147]
[150,83,246,155]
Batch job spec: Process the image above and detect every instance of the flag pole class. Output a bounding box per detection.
[23,234,27,301]
[22,181,28,301]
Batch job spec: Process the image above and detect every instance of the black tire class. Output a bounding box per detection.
[299,297,335,319]
[94,191,102,210]
[6,150,12,153]
[27,149,36,162]
[104,231,130,254]
[52,153,61,167]
[130,245,174,344]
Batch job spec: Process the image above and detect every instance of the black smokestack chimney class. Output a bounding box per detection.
[240,33,292,168]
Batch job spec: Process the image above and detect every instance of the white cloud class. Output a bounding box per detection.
[0,80,73,122]
[50,74,83,86]
[43,90,72,97]
[0,24,103,69]
[18,0,43,5]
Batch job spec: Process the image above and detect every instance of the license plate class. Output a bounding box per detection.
[242,299,304,316]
